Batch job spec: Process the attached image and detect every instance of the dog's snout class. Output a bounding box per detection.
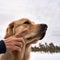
[40,24,48,30]
[41,24,47,28]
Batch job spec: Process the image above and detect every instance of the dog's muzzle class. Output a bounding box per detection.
[39,24,48,40]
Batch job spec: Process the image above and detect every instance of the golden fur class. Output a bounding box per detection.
[0,18,47,60]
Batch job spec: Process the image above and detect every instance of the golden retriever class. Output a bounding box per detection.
[0,18,48,60]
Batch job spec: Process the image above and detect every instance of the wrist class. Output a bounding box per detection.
[0,40,6,53]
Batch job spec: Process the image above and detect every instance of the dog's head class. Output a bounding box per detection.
[4,18,48,45]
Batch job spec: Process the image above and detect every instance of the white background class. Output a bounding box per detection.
[0,0,60,60]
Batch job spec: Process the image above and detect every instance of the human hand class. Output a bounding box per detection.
[4,29,27,52]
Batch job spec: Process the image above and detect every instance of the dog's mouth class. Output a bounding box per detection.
[25,26,47,41]
[39,30,46,40]
[26,35,36,40]
[39,24,48,40]
[25,30,46,41]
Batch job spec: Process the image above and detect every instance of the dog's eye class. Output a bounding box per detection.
[24,21,30,24]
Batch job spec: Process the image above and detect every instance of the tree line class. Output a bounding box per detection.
[31,43,60,53]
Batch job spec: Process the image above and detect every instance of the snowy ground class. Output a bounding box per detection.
[30,52,60,60]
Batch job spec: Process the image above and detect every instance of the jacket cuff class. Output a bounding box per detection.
[0,40,6,54]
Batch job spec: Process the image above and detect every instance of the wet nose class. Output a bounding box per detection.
[40,24,48,30]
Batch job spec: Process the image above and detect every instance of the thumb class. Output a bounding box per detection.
[15,28,27,37]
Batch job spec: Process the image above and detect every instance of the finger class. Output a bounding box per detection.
[15,38,25,45]
[15,28,27,37]
[14,42,23,48]
[13,46,21,52]
[7,44,22,52]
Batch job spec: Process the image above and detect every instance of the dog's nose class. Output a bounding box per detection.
[40,24,48,30]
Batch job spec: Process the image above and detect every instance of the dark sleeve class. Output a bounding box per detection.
[0,40,6,54]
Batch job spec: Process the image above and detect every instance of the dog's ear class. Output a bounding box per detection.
[4,22,14,39]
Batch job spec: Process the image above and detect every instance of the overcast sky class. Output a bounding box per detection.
[0,0,60,45]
